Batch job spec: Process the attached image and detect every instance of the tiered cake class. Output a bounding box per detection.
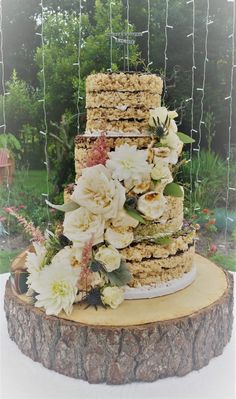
[8,72,197,311]
[5,72,234,385]
[71,72,196,300]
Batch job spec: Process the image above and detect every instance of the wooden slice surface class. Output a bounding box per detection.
[4,253,234,384]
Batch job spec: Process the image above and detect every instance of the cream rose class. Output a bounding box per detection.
[71,164,126,220]
[105,226,134,249]
[101,286,124,309]
[111,208,139,228]
[63,207,105,247]
[137,191,167,220]
[95,245,121,272]
[151,160,173,184]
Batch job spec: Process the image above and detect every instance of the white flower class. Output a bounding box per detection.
[137,191,167,220]
[26,242,47,288]
[111,208,139,228]
[160,133,183,165]
[71,164,125,220]
[34,255,80,316]
[106,144,152,186]
[63,207,105,247]
[52,246,83,269]
[161,132,181,149]
[151,159,173,184]
[149,107,178,132]
[105,226,134,249]
[95,245,121,272]
[101,286,124,309]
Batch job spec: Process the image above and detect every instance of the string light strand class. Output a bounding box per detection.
[0,0,11,236]
[163,0,170,103]
[38,0,50,226]
[126,0,130,71]
[186,0,196,211]
[109,1,113,70]
[194,0,210,210]
[147,0,151,67]
[224,0,235,242]
[75,0,82,133]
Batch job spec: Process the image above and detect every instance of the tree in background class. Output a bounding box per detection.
[0,0,235,190]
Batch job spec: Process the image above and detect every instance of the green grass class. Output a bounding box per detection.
[210,252,236,272]
[14,169,54,197]
[0,249,22,274]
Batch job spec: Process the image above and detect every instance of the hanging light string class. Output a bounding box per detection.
[186,0,196,211]
[126,0,130,71]
[193,0,210,211]
[38,0,50,225]
[163,0,173,103]
[147,0,151,68]
[75,0,82,133]
[0,0,11,234]
[0,0,6,138]
[224,0,236,243]
[109,1,113,71]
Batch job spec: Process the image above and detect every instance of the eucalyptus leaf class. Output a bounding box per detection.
[177,132,195,144]
[164,182,183,197]
[107,261,132,287]
[124,206,146,224]
[46,199,79,212]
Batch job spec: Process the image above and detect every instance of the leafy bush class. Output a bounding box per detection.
[179,150,232,210]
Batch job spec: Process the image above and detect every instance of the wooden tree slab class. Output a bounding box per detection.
[4,254,234,384]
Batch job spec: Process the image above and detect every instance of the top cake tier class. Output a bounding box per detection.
[85,72,163,135]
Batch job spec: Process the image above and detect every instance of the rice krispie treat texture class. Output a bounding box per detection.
[86,91,161,109]
[86,72,163,93]
[128,246,195,287]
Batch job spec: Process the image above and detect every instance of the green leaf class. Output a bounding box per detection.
[154,142,166,148]
[164,182,183,197]
[107,261,132,287]
[152,179,162,185]
[155,236,173,245]
[177,132,195,144]
[124,206,146,224]
[46,199,79,212]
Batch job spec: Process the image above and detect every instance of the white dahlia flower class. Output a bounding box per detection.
[106,144,152,186]
[34,254,80,316]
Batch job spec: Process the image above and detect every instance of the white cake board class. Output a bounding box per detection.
[124,264,197,299]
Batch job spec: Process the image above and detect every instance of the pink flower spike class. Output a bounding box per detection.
[85,132,109,168]
[5,208,45,243]
[81,234,94,268]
